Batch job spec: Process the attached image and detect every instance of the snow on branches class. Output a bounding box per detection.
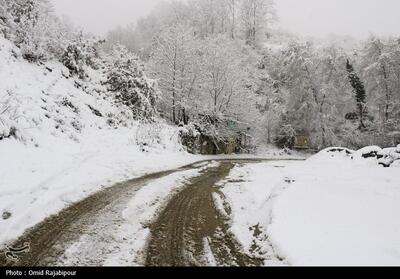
[105,45,158,120]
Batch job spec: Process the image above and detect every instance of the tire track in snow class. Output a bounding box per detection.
[145,161,264,267]
[0,162,207,266]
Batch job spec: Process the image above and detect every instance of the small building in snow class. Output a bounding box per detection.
[293,133,310,150]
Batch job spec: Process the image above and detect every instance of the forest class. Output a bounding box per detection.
[1,0,400,153]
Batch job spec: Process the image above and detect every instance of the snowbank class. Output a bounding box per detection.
[219,146,400,266]
[269,148,400,266]
[312,146,400,168]
[215,161,299,265]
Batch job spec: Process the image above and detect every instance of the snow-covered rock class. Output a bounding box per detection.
[307,147,354,163]
[391,160,400,167]
[308,146,400,168]
[356,145,382,159]
[375,147,400,167]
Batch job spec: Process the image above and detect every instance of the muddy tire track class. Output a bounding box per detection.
[145,162,263,267]
[0,164,201,267]
[1,159,294,266]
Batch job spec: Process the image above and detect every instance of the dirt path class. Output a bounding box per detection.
[145,162,263,267]
[0,159,283,267]
[0,163,202,266]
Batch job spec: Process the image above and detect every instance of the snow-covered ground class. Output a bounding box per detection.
[0,35,201,247]
[218,147,400,266]
[0,34,300,251]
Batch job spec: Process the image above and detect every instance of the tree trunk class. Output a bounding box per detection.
[382,65,391,123]
[172,50,177,123]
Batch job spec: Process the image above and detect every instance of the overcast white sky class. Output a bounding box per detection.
[52,0,400,38]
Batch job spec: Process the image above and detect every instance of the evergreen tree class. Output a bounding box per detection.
[346,59,367,129]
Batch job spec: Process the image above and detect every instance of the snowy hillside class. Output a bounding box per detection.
[0,35,198,246]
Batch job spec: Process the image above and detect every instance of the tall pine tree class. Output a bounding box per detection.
[346,59,367,129]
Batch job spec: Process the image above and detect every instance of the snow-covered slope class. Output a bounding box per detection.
[0,36,198,247]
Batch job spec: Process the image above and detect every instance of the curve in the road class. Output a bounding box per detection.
[145,162,264,267]
[0,158,298,267]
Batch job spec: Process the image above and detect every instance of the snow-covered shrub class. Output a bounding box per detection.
[0,0,70,62]
[274,124,296,149]
[0,91,21,140]
[135,122,163,151]
[134,121,185,153]
[178,123,201,153]
[61,36,103,79]
[6,0,46,61]
[105,45,158,120]
[59,97,79,114]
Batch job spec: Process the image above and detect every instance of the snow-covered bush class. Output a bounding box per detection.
[0,91,21,141]
[105,45,158,120]
[61,36,103,79]
[274,124,296,149]
[135,122,163,151]
[7,0,47,61]
[178,123,201,154]
[1,0,71,62]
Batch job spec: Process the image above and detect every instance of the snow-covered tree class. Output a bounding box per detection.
[346,59,368,129]
[1,0,74,62]
[199,37,243,116]
[0,0,8,36]
[252,50,287,145]
[7,0,49,61]
[131,1,190,58]
[104,24,138,53]
[361,36,400,132]
[106,45,158,120]
[149,24,198,124]
[226,0,240,39]
[262,42,352,149]
[240,0,276,46]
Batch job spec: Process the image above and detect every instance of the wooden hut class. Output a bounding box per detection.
[293,133,310,150]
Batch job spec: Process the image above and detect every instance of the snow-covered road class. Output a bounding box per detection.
[2,150,399,266]
[0,159,293,267]
[0,161,214,266]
